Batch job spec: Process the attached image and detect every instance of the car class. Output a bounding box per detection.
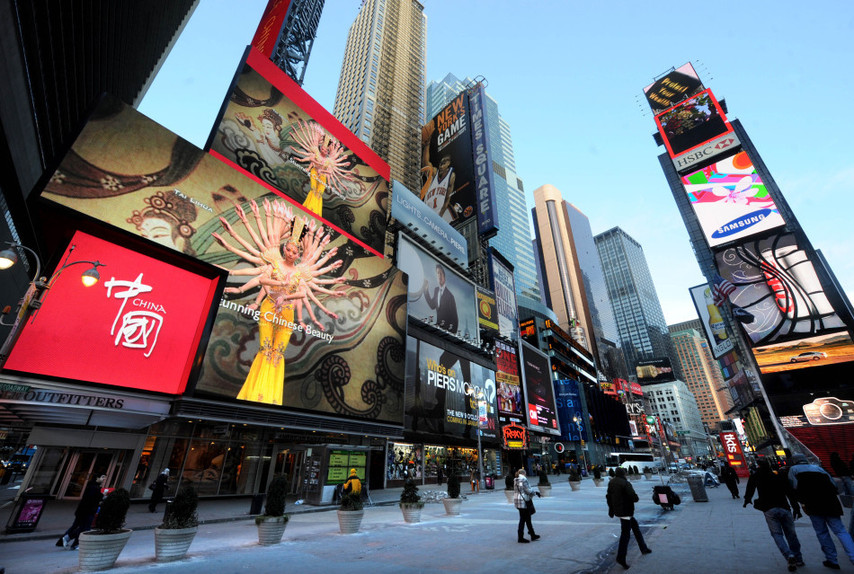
[790,351,827,363]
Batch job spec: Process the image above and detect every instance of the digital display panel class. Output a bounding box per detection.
[555,379,588,442]
[689,283,735,359]
[490,249,518,342]
[751,332,854,375]
[715,233,846,346]
[682,151,785,247]
[5,231,221,394]
[496,340,523,418]
[209,47,390,256]
[521,341,560,435]
[635,358,676,384]
[655,89,732,159]
[404,336,498,440]
[643,62,705,115]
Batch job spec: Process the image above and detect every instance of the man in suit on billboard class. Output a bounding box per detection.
[423,264,458,334]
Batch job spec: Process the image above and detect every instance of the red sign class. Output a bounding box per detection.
[251,0,292,58]
[502,422,528,450]
[5,231,220,394]
[719,431,749,478]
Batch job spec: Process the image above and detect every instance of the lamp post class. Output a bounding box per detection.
[0,242,104,366]
[476,389,486,490]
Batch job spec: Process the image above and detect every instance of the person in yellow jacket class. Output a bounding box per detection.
[343,469,362,496]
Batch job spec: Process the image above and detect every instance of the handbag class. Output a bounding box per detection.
[525,498,536,515]
[148,482,156,491]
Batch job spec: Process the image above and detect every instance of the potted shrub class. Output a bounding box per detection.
[255,475,289,545]
[78,488,132,572]
[504,472,515,504]
[537,468,552,497]
[337,491,364,534]
[629,465,641,481]
[608,468,616,478]
[399,478,424,523]
[568,466,582,491]
[643,466,653,480]
[592,466,604,487]
[443,468,462,515]
[155,484,199,562]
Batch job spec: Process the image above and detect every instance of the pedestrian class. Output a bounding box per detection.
[721,462,741,499]
[789,453,854,570]
[470,468,480,494]
[829,452,853,496]
[606,467,652,569]
[342,468,362,496]
[513,468,540,543]
[148,468,169,513]
[56,474,105,550]
[743,460,804,571]
[437,464,444,486]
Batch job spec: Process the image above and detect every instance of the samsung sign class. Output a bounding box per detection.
[391,180,467,265]
[672,132,740,173]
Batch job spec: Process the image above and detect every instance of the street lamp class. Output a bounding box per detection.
[0,241,104,366]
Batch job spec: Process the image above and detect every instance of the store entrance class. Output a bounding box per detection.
[55,449,126,500]
[268,446,303,495]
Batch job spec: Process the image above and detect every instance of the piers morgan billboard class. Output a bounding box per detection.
[208,46,390,257]
[36,96,407,425]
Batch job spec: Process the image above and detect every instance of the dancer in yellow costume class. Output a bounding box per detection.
[212,198,347,405]
[290,119,358,217]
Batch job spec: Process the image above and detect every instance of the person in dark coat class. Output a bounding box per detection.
[829,452,853,496]
[57,474,105,550]
[789,453,854,569]
[513,469,540,543]
[148,468,169,513]
[743,460,803,571]
[606,467,651,569]
[721,462,741,499]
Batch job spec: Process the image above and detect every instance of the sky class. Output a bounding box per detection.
[140,0,854,325]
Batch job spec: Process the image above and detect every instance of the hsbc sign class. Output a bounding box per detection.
[672,132,741,172]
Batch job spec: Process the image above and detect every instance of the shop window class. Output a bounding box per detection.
[184,439,228,496]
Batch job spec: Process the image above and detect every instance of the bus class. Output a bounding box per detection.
[603,452,661,475]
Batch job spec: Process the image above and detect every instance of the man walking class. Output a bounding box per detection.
[721,462,740,499]
[606,467,652,569]
[789,454,854,570]
[743,460,804,571]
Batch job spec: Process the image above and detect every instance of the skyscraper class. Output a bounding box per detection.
[425,73,542,308]
[333,0,425,193]
[594,226,681,379]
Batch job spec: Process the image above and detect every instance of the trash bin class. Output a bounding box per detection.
[686,475,708,502]
[250,493,265,515]
[484,475,494,490]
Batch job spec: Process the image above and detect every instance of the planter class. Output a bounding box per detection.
[643,472,653,481]
[593,478,604,487]
[442,497,462,516]
[568,481,582,492]
[628,474,640,481]
[78,529,132,572]
[337,509,364,534]
[400,503,423,523]
[256,516,288,546]
[537,485,552,497]
[155,526,198,562]
[504,490,515,503]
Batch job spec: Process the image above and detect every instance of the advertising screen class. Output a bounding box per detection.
[37,96,407,424]
[636,358,676,384]
[714,233,846,346]
[762,358,854,430]
[682,151,785,247]
[391,180,467,266]
[689,284,735,359]
[489,249,518,342]
[396,234,479,345]
[5,231,221,394]
[496,340,523,418]
[476,287,499,335]
[555,379,588,442]
[521,341,560,435]
[643,62,704,115]
[251,0,292,59]
[208,47,390,256]
[751,332,854,375]
[655,89,733,159]
[403,336,498,439]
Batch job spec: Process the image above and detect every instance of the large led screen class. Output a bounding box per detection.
[490,249,518,342]
[496,340,523,418]
[643,62,704,115]
[751,332,854,375]
[682,151,785,247]
[555,379,588,442]
[763,358,854,428]
[715,233,846,346]
[4,231,220,394]
[38,96,407,424]
[521,341,560,435]
[636,358,676,384]
[397,234,479,345]
[404,336,498,439]
[689,283,735,359]
[208,47,390,256]
[655,89,732,159]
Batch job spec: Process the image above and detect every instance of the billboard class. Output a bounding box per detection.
[489,249,518,342]
[643,63,704,115]
[476,287,499,335]
[689,284,735,359]
[555,379,588,442]
[654,89,737,170]
[396,234,479,345]
[404,336,498,439]
[714,233,846,346]
[251,0,292,58]
[391,180,467,266]
[751,332,854,375]
[38,96,407,424]
[208,47,390,256]
[4,231,221,395]
[635,358,676,384]
[521,341,560,435]
[496,340,523,418]
[468,83,499,236]
[681,151,785,247]
[767,358,854,426]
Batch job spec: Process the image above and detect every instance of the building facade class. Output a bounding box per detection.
[332,0,426,193]
[642,380,709,461]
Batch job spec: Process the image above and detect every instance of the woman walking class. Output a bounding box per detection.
[513,469,540,543]
[148,468,169,513]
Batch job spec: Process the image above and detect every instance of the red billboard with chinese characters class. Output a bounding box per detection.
[4,231,221,394]
[719,431,749,477]
[251,0,292,58]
